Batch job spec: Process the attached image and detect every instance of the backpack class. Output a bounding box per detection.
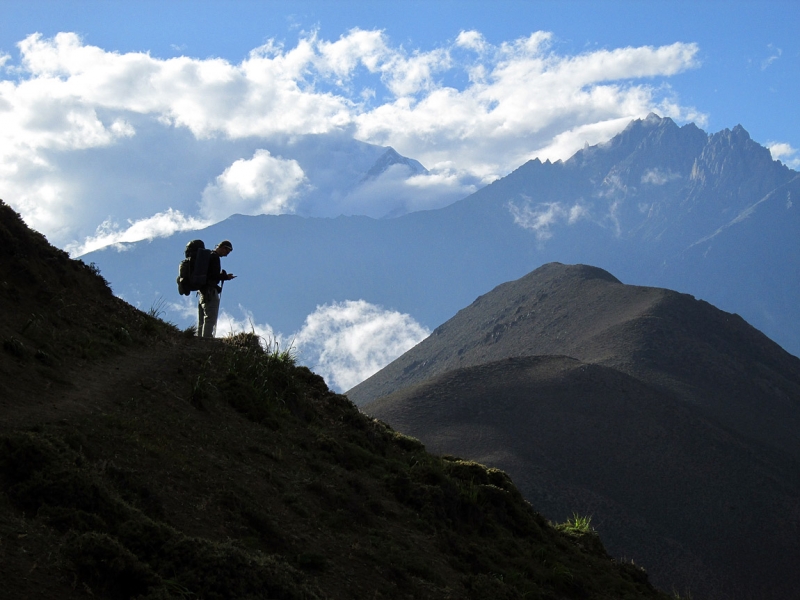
[177,240,212,295]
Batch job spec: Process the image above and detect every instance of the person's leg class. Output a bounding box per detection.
[199,290,220,338]
[206,290,220,337]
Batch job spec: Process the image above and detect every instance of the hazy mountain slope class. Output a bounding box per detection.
[365,355,800,600]
[86,114,800,359]
[440,116,800,352]
[1,200,671,600]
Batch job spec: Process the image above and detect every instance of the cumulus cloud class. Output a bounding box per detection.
[0,28,703,251]
[200,150,307,220]
[295,300,430,391]
[353,36,702,174]
[455,30,487,53]
[216,300,430,392]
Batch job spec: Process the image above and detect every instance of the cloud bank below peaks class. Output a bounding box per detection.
[217,300,430,393]
[1,28,707,252]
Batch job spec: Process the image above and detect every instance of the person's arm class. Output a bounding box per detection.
[206,254,222,285]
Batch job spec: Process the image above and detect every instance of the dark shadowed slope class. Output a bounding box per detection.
[357,263,800,600]
[350,263,800,460]
[365,356,800,600]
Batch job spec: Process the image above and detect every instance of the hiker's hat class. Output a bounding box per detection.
[217,240,233,251]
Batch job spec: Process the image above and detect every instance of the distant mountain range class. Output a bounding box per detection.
[86,114,800,361]
[356,262,800,600]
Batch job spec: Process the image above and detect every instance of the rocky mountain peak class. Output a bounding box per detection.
[689,123,792,196]
[565,113,706,181]
[361,146,428,182]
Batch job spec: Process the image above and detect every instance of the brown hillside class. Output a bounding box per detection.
[0,200,671,599]
[365,355,800,600]
[355,263,800,599]
[349,263,800,460]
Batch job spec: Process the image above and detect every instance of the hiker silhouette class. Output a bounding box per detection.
[197,240,236,338]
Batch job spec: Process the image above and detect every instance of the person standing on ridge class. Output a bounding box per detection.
[197,240,236,338]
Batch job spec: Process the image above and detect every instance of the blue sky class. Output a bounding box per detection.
[1,0,798,254]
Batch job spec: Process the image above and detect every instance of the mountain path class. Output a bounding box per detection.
[0,339,213,433]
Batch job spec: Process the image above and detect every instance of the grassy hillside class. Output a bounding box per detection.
[353,262,800,599]
[0,200,670,599]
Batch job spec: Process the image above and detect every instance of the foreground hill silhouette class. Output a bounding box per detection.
[353,263,800,600]
[0,202,672,599]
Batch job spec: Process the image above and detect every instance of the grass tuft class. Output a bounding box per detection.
[147,297,168,320]
[563,513,593,534]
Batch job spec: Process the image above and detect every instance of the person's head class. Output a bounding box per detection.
[215,240,233,257]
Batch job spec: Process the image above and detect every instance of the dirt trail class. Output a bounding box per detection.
[0,339,214,432]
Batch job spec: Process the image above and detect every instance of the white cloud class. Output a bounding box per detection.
[641,168,681,185]
[456,30,487,53]
[66,208,213,256]
[568,204,588,224]
[353,37,702,174]
[340,163,479,217]
[382,47,451,97]
[767,141,800,169]
[0,28,704,251]
[167,295,199,322]
[768,142,794,158]
[200,150,307,220]
[315,28,387,79]
[215,300,430,392]
[507,198,590,241]
[315,28,451,97]
[295,300,430,392]
[532,117,636,163]
[216,307,283,344]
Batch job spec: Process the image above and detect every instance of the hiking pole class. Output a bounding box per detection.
[213,279,225,338]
